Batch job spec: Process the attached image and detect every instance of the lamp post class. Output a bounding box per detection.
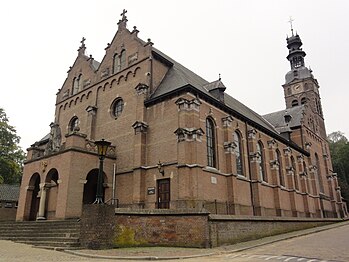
[94,139,111,204]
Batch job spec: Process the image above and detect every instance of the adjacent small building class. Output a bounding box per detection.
[16,11,348,222]
[0,184,20,221]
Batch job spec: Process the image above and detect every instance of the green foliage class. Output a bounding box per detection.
[328,131,349,207]
[0,108,25,184]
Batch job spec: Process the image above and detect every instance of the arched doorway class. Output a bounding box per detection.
[45,169,59,220]
[28,173,40,221]
[83,169,107,204]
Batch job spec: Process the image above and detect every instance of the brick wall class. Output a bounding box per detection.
[0,204,17,221]
[209,215,339,247]
[79,206,342,249]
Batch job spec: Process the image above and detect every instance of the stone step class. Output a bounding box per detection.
[0,232,80,238]
[0,220,81,248]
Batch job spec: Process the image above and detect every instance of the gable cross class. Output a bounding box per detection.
[121,9,127,20]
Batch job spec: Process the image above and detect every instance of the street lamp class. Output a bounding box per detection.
[94,139,111,204]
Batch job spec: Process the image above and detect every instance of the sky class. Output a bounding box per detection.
[0,0,348,150]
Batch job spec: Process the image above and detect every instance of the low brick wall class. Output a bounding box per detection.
[113,209,210,248]
[79,206,342,249]
[209,215,339,247]
[0,207,17,221]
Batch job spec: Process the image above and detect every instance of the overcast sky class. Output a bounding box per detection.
[1,0,348,149]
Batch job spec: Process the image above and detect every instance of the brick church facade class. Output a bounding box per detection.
[16,11,347,221]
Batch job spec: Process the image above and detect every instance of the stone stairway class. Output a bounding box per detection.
[0,220,80,249]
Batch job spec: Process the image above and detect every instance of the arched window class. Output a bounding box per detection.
[72,75,82,95]
[276,150,285,186]
[256,141,266,181]
[113,53,120,74]
[206,118,216,168]
[291,100,299,107]
[234,131,244,176]
[111,98,124,118]
[301,97,307,105]
[69,116,79,132]
[291,156,299,190]
[315,153,324,193]
[120,50,126,70]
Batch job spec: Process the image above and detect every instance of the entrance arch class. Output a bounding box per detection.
[28,173,40,221]
[83,169,107,204]
[45,169,59,219]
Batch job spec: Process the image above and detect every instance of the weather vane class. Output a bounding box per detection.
[288,16,295,36]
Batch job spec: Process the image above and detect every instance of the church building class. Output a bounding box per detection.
[16,11,347,221]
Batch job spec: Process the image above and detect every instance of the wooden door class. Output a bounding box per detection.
[157,179,170,209]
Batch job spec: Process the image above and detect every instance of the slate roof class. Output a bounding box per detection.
[263,105,305,131]
[148,48,279,136]
[0,184,20,202]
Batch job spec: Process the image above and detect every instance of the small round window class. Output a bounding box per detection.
[111,98,124,118]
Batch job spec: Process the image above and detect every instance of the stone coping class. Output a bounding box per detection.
[114,208,210,216]
[209,214,343,222]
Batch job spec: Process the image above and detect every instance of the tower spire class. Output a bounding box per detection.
[288,16,295,36]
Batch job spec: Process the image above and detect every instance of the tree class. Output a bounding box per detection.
[328,131,349,208]
[0,108,25,184]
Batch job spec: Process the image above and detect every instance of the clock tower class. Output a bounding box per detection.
[282,32,326,138]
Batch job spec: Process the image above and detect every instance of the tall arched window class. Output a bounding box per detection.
[257,141,266,181]
[291,156,299,190]
[120,50,126,70]
[276,150,285,187]
[113,53,120,74]
[234,131,244,176]
[206,118,216,168]
[315,153,324,193]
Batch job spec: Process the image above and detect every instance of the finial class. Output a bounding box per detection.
[78,37,86,54]
[121,9,127,21]
[219,73,221,81]
[117,9,128,29]
[288,16,294,36]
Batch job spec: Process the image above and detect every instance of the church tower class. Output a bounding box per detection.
[282,30,326,138]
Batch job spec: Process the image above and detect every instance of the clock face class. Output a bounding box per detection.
[293,84,302,92]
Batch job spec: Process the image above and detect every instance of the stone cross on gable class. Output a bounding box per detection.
[120,9,127,21]
[81,37,86,46]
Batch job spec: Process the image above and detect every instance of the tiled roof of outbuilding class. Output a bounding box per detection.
[0,184,20,202]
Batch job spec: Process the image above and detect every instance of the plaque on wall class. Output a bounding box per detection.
[147,187,155,195]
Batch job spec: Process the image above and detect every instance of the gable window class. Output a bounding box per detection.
[206,118,216,168]
[113,50,126,74]
[301,97,307,105]
[291,100,299,107]
[234,131,244,176]
[111,98,124,118]
[72,74,82,95]
[276,150,285,187]
[69,116,79,132]
[257,141,266,181]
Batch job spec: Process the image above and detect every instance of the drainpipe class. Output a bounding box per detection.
[245,122,256,216]
[112,163,116,205]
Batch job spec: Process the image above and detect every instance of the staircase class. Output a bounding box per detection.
[0,220,80,249]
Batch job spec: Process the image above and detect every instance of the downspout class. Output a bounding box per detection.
[112,163,116,205]
[245,122,256,216]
